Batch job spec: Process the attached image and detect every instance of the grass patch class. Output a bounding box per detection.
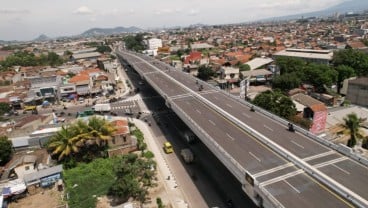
[64,158,117,208]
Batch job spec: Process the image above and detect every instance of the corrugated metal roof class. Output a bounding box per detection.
[23,165,63,184]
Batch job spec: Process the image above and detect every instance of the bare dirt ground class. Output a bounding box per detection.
[8,186,65,208]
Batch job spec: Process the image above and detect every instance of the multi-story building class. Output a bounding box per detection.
[147,38,162,50]
[346,77,368,107]
[273,48,333,65]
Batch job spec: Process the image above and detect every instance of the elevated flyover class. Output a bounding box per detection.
[117,49,368,208]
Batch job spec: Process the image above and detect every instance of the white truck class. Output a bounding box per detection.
[180,148,194,163]
[92,103,111,112]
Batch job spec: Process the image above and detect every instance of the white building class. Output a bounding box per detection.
[147,38,162,50]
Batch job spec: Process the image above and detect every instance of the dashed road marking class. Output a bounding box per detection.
[226,133,235,141]
[284,180,301,194]
[291,140,304,149]
[249,152,261,162]
[209,120,216,126]
[263,125,273,131]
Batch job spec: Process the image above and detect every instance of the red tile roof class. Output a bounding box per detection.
[184,51,202,64]
[68,74,90,83]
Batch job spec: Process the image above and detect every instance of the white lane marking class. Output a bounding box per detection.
[260,170,304,186]
[242,112,251,118]
[314,157,348,169]
[284,180,301,194]
[291,140,304,149]
[226,103,233,108]
[249,152,261,162]
[253,163,294,178]
[303,151,335,161]
[263,125,273,131]
[332,164,350,175]
[209,120,216,126]
[196,109,201,114]
[226,133,235,141]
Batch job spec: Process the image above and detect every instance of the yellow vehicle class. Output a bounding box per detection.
[163,142,173,154]
[24,105,37,111]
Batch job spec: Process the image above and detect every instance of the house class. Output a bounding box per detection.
[240,69,273,83]
[346,77,368,107]
[108,119,137,157]
[12,155,38,180]
[219,66,239,83]
[23,165,63,188]
[291,93,328,134]
[245,57,274,70]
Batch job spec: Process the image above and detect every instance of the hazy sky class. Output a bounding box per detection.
[0,0,346,41]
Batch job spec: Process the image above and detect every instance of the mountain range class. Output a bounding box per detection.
[80,26,143,37]
[262,0,368,21]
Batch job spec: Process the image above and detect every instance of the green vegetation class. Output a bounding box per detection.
[272,73,301,92]
[0,51,64,71]
[46,117,116,166]
[64,158,117,208]
[124,34,145,51]
[239,64,251,71]
[197,65,214,81]
[109,153,156,203]
[131,126,147,152]
[332,49,368,76]
[275,49,368,93]
[157,197,165,208]
[0,136,13,165]
[275,57,338,92]
[96,45,112,53]
[335,65,355,93]
[339,113,365,148]
[253,90,296,119]
[0,102,11,116]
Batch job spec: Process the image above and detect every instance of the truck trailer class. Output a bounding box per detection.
[92,103,111,112]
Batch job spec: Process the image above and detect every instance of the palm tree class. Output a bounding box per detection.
[82,116,116,146]
[47,126,80,161]
[340,113,365,148]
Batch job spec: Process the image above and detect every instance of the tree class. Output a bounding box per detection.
[335,65,355,94]
[276,56,305,74]
[272,73,301,92]
[109,154,156,203]
[124,34,145,52]
[239,64,251,71]
[253,90,296,119]
[0,136,13,165]
[84,116,116,146]
[0,102,11,115]
[47,52,64,67]
[197,65,214,81]
[340,113,365,148]
[47,126,80,161]
[96,45,112,53]
[303,64,337,92]
[332,49,368,76]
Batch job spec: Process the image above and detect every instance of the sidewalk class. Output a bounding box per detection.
[133,119,188,208]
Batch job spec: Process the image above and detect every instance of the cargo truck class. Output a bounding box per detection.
[92,103,111,113]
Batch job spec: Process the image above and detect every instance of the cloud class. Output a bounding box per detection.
[155,8,182,15]
[188,9,199,16]
[73,6,94,15]
[0,8,30,14]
